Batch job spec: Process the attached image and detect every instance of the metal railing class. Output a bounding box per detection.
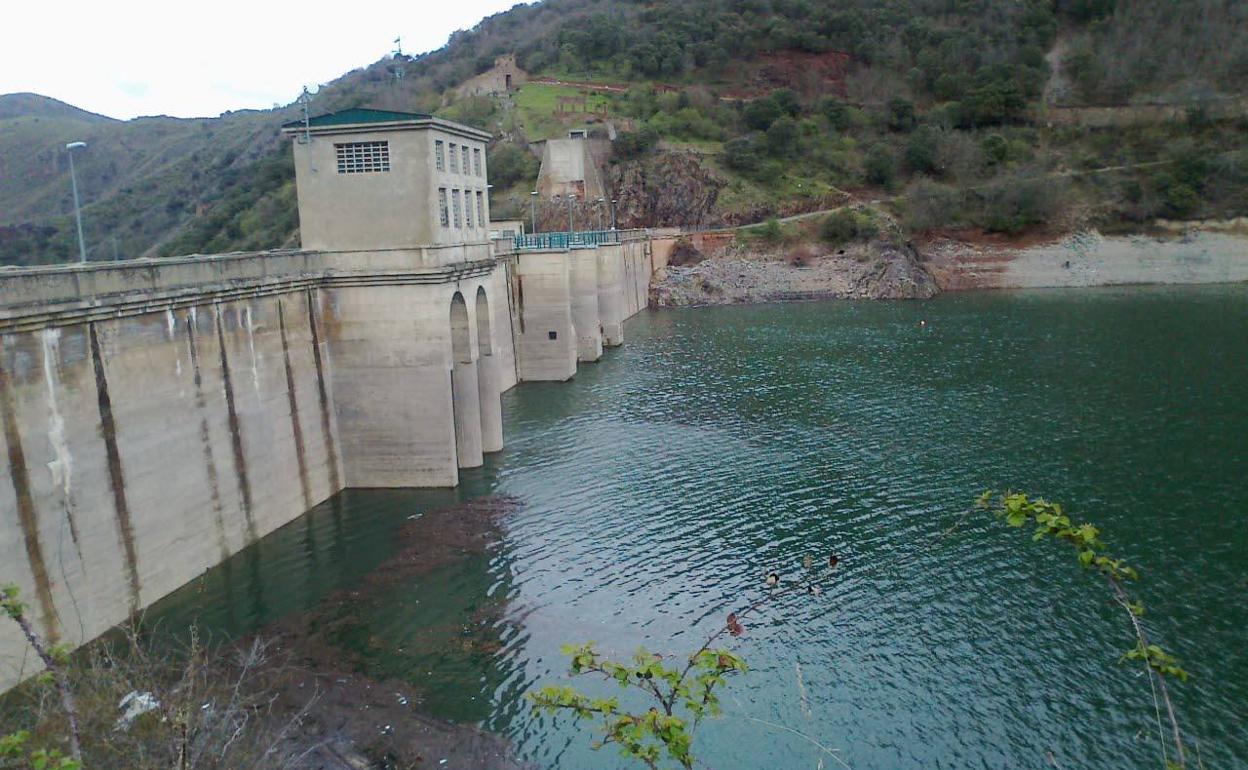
[514,230,622,251]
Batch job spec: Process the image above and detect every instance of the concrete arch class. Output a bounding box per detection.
[475,287,504,454]
[449,291,483,469]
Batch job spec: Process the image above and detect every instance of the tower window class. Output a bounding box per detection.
[435,140,445,171]
[452,189,462,228]
[449,143,459,174]
[335,141,390,174]
[438,188,449,227]
[464,189,473,228]
[473,148,482,177]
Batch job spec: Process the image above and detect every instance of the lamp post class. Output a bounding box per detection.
[596,197,605,230]
[66,141,88,263]
[529,190,537,234]
[566,194,575,235]
[611,198,618,230]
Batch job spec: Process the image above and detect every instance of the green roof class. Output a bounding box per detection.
[281,108,431,129]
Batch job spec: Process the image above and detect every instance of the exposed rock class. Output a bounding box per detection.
[609,152,724,229]
[853,243,939,299]
[651,240,940,306]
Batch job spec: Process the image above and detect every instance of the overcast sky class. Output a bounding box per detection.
[1,0,522,120]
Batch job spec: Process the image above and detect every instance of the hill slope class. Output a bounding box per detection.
[1,0,1246,265]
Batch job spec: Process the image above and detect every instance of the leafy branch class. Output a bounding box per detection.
[978,492,1190,769]
[529,557,837,769]
[1,585,83,769]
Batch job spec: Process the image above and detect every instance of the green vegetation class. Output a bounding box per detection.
[979,492,1192,769]
[531,558,838,769]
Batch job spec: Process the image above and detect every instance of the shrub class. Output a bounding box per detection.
[723,135,766,174]
[903,179,964,232]
[756,218,784,244]
[820,209,877,245]
[613,127,661,160]
[1162,182,1200,219]
[487,142,539,189]
[819,98,854,132]
[821,210,858,244]
[977,174,1063,233]
[864,143,897,188]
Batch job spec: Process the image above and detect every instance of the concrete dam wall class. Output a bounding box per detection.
[0,234,652,692]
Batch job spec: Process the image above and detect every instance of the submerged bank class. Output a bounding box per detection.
[650,223,1248,306]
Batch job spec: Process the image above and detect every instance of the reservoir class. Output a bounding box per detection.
[151,284,1248,769]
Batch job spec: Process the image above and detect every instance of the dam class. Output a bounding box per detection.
[0,109,654,691]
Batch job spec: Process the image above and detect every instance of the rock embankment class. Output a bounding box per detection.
[651,241,937,306]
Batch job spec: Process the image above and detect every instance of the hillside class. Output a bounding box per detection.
[2,0,1247,265]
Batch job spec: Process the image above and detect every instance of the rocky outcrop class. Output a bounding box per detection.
[609,152,724,229]
[650,240,940,306]
[853,243,939,299]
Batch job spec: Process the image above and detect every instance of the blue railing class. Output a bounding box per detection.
[514,230,621,251]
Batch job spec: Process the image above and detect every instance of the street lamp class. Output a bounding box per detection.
[66,141,88,263]
[610,198,618,230]
[529,191,538,234]
[565,194,575,235]
[596,197,605,231]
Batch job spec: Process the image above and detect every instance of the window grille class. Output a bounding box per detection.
[435,140,445,171]
[476,191,485,224]
[449,143,459,174]
[335,141,390,174]
[461,146,470,176]
[464,190,473,228]
[473,148,482,177]
[438,188,449,227]
[452,189,462,228]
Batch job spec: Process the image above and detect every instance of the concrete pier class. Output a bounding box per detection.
[570,246,604,362]
[512,249,578,381]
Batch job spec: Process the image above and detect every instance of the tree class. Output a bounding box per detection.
[487,143,539,190]
[743,98,783,131]
[905,127,939,175]
[886,97,917,132]
[765,117,800,158]
[723,135,765,175]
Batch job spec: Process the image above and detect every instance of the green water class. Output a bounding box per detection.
[153,285,1248,769]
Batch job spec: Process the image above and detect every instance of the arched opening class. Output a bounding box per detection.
[450,292,483,469]
[476,287,504,454]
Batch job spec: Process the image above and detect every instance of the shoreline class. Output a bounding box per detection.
[650,225,1248,306]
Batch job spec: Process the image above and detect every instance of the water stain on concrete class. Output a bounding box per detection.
[88,323,141,614]
[305,288,341,494]
[277,299,312,510]
[182,310,231,560]
[214,306,258,544]
[0,354,59,642]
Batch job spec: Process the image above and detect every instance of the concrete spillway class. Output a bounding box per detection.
[0,233,653,693]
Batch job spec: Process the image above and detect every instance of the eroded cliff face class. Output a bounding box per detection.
[609,152,724,229]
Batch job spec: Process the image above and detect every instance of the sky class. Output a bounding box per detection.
[1,0,523,120]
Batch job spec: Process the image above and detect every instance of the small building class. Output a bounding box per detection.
[452,55,528,99]
[281,108,494,251]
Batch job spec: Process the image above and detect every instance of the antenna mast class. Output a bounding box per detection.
[299,87,311,144]
[391,37,406,83]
